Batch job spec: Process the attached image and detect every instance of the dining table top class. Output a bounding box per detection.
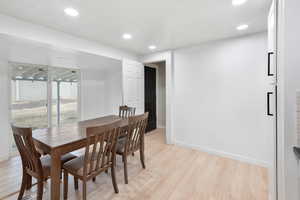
[32,115,128,151]
[31,114,130,200]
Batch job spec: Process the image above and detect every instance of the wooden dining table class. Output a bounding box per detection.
[32,115,128,200]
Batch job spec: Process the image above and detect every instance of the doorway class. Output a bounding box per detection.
[144,66,157,132]
[144,62,166,134]
[141,55,171,144]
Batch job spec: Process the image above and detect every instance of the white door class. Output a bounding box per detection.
[267,1,278,199]
[268,1,277,84]
[122,60,144,114]
[266,83,277,200]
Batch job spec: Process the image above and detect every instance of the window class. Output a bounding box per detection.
[11,64,48,129]
[51,67,79,126]
[10,62,80,152]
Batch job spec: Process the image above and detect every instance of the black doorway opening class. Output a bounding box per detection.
[144,66,157,133]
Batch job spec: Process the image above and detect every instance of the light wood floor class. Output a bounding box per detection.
[0,129,268,200]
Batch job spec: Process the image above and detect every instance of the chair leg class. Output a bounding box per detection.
[123,154,128,184]
[74,177,79,190]
[63,171,68,200]
[26,175,32,190]
[82,181,87,200]
[111,165,119,193]
[37,180,44,200]
[92,177,96,182]
[140,148,146,169]
[17,171,28,200]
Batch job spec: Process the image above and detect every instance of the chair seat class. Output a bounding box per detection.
[63,153,111,177]
[40,153,77,178]
[116,137,126,154]
[63,155,85,176]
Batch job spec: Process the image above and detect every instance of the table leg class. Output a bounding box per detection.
[51,149,61,200]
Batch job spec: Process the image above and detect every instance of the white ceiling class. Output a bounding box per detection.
[0,0,271,55]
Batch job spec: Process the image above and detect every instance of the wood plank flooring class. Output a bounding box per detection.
[0,128,268,200]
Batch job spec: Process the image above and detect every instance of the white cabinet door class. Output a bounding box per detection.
[122,60,144,114]
[267,2,278,198]
[265,83,277,200]
[267,0,276,83]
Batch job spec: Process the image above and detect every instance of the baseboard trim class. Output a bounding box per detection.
[175,140,271,168]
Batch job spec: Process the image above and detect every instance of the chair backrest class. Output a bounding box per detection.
[125,112,149,154]
[119,105,136,118]
[82,120,122,178]
[11,125,43,177]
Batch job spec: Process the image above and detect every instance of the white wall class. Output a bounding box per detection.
[80,61,123,120]
[0,60,10,161]
[277,0,300,199]
[80,71,106,120]
[173,32,272,166]
[106,68,123,116]
[0,14,138,61]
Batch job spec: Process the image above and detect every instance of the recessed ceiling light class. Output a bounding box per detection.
[236,24,249,31]
[15,76,23,79]
[64,7,79,17]
[28,77,34,80]
[148,45,157,50]
[232,0,247,6]
[122,33,132,40]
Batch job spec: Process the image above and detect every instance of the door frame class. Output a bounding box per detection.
[140,51,174,144]
[145,64,164,130]
[269,0,297,199]
[276,0,289,199]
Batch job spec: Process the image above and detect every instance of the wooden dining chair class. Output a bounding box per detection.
[63,120,122,200]
[11,125,77,200]
[119,105,136,118]
[116,112,148,184]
